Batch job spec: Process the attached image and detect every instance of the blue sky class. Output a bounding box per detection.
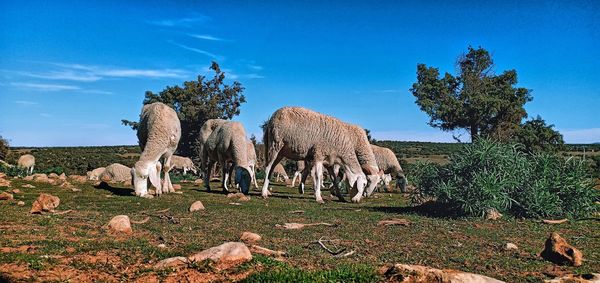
[0,0,598,146]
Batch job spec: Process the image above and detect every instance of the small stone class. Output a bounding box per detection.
[155,256,188,269]
[485,208,503,220]
[17,201,25,206]
[48,173,59,179]
[58,173,67,180]
[194,179,203,185]
[0,178,11,187]
[32,174,50,183]
[188,242,252,265]
[0,192,14,200]
[504,243,518,251]
[23,175,34,181]
[189,201,205,212]
[227,192,250,201]
[158,244,167,249]
[11,189,21,194]
[379,264,505,283]
[68,175,88,183]
[545,273,600,283]
[22,184,35,188]
[172,184,182,190]
[240,232,261,244]
[30,193,60,214]
[107,215,133,234]
[541,232,583,267]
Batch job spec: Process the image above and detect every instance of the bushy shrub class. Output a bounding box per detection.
[0,163,28,177]
[410,139,598,219]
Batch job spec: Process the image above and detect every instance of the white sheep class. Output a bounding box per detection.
[17,154,35,174]
[201,121,252,194]
[246,140,260,189]
[132,102,181,198]
[271,163,289,183]
[170,155,197,175]
[101,163,132,183]
[261,107,378,203]
[370,144,407,193]
[87,167,106,181]
[196,119,227,179]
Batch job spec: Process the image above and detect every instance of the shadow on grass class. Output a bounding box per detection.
[94,181,134,197]
[369,201,464,219]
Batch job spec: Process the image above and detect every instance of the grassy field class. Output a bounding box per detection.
[1,178,598,282]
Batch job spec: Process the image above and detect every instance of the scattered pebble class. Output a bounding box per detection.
[189,201,205,212]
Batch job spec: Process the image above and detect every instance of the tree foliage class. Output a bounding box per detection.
[122,61,246,157]
[410,46,532,141]
[0,135,9,160]
[514,116,564,153]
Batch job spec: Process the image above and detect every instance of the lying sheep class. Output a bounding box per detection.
[371,144,407,193]
[101,163,132,183]
[171,155,197,175]
[132,102,181,198]
[87,167,106,181]
[17,154,35,175]
[262,107,378,203]
[201,121,252,194]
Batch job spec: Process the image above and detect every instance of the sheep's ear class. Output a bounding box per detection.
[149,162,162,190]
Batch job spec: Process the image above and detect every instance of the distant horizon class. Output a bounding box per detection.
[1,1,598,146]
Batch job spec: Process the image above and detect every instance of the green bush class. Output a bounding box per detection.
[0,163,28,177]
[410,139,599,219]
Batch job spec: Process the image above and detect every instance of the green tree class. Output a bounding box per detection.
[514,116,564,153]
[0,135,8,160]
[364,128,376,143]
[122,61,246,157]
[410,46,532,141]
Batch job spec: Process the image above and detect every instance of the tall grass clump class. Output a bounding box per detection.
[410,139,598,219]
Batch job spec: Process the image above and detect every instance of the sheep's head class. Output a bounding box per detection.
[365,173,381,197]
[396,172,407,193]
[235,166,252,195]
[132,161,162,197]
[344,168,367,195]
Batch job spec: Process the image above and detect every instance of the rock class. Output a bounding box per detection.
[0,172,6,179]
[379,264,505,283]
[23,175,34,181]
[194,179,203,185]
[30,193,60,214]
[485,208,503,220]
[32,174,50,183]
[158,244,167,249]
[541,232,583,267]
[378,218,411,226]
[17,201,25,206]
[59,173,67,180]
[0,192,14,200]
[188,242,252,265]
[504,243,518,251]
[240,232,261,244]
[107,215,133,234]
[155,256,189,269]
[227,192,250,201]
[189,201,205,212]
[0,178,11,187]
[22,184,35,188]
[59,181,74,189]
[11,189,21,194]
[48,173,59,179]
[172,184,182,190]
[545,273,600,283]
[68,175,87,183]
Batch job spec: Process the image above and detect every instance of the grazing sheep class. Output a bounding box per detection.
[262,107,378,203]
[271,163,289,183]
[17,154,35,174]
[201,121,252,194]
[87,167,106,181]
[370,144,407,193]
[246,140,259,189]
[132,102,181,198]
[101,163,132,183]
[196,119,227,179]
[170,155,197,175]
[290,160,305,188]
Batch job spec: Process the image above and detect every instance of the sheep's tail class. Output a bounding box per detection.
[263,119,271,163]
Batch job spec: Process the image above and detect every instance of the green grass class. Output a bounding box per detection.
[0,178,598,282]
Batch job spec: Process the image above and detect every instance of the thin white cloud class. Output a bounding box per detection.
[248,65,263,71]
[189,34,227,41]
[243,73,265,79]
[169,41,223,60]
[82,89,113,95]
[11,82,80,91]
[14,100,38,105]
[96,68,185,78]
[147,16,210,27]
[18,70,101,82]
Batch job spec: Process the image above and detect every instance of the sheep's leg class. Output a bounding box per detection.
[314,161,325,203]
[251,165,259,189]
[291,171,300,187]
[163,155,175,193]
[204,160,215,191]
[327,166,346,202]
[261,153,283,199]
[183,167,187,175]
[221,160,230,193]
[299,167,311,194]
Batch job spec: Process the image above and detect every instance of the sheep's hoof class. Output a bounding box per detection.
[351,197,361,203]
[261,193,269,199]
[141,194,154,199]
[316,198,325,204]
